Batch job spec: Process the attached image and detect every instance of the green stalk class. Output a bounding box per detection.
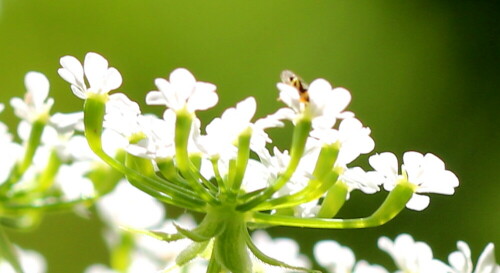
[249,180,415,229]
[254,170,339,211]
[229,128,252,197]
[316,180,349,218]
[0,226,23,273]
[237,118,312,211]
[174,110,217,205]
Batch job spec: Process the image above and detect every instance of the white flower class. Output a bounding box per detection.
[58,52,122,99]
[49,111,84,134]
[314,240,355,273]
[10,72,54,121]
[276,78,352,129]
[104,93,180,159]
[310,117,374,165]
[252,230,310,273]
[145,68,218,113]
[196,97,255,158]
[340,167,384,195]
[96,181,165,229]
[196,97,273,161]
[378,234,451,273]
[56,161,95,200]
[369,151,459,211]
[449,241,500,273]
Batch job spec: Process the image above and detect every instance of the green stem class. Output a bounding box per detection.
[175,110,217,205]
[237,118,312,211]
[36,150,62,192]
[206,249,222,273]
[316,180,349,218]
[0,226,23,273]
[229,128,252,197]
[18,119,46,173]
[254,170,339,211]
[250,181,415,229]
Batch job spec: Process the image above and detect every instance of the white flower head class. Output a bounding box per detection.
[49,111,84,134]
[378,234,451,273]
[314,240,355,273]
[146,68,218,113]
[58,52,122,99]
[56,161,95,200]
[369,151,459,211]
[196,97,259,160]
[276,78,353,128]
[96,181,165,229]
[310,117,375,165]
[10,72,54,122]
[340,166,384,195]
[449,241,500,273]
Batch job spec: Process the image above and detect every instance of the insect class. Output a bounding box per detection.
[280,70,309,103]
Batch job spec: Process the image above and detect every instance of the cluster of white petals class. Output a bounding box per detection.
[314,240,387,273]
[96,180,165,229]
[10,72,54,122]
[58,52,122,99]
[369,151,459,210]
[378,234,451,272]
[449,241,500,273]
[313,234,499,273]
[146,68,218,113]
[276,78,352,128]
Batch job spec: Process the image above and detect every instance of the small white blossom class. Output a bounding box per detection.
[58,52,122,99]
[369,151,459,211]
[49,111,84,134]
[96,180,165,229]
[378,234,451,273]
[314,240,355,273]
[310,117,374,165]
[10,72,54,122]
[196,97,256,158]
[340,167,384,195]
[276,78,352,129]
[449,241,500,273]
[145,68,218,113]
[56,161,95,200]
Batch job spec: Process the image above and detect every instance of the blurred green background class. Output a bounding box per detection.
[1,0,499,272]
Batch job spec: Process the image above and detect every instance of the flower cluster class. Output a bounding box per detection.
[0,51,493,273]
[55,52,463,272]
[314,234,499,273]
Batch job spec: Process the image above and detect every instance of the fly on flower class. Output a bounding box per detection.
[280,70,309,103]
